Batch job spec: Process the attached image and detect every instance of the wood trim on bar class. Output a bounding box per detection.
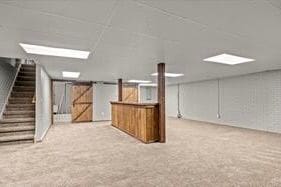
[118,78,122,101]
[158,63,166,143]
[110,101,158,108]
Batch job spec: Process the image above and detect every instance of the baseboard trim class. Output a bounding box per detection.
[169,116,281,135]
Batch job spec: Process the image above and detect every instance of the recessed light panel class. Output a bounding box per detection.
[151,73,184,77]
[204,54,255,65]
[128,80,151,83]
[139,83,157,87]
[19,43,90,59]
[62,71,80,78]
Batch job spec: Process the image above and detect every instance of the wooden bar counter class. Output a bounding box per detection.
[111,101,159,143]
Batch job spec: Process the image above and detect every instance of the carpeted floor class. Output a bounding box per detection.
[0,118,281,187]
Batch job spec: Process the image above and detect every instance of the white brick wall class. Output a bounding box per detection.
[167,70,281,134]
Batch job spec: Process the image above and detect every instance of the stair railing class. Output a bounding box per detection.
[0,62,22,119]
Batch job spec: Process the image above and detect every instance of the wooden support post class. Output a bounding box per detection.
[118,78,123,102]
[157,63,166,143]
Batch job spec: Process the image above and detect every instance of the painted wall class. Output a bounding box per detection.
[35,65,52,141]
[93,83,117,121]
[139,86,157,103]
[166,85,178,118]
[167,70,281,134]
[0,59,17,117]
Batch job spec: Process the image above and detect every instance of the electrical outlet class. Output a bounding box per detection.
[217,113,221,119]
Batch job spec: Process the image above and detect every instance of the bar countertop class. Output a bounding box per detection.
[110,101,158,108]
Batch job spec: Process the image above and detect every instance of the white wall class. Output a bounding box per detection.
[180,80,219,123]
[166,85,178,117]
[139,86,157,103]
[167,70,281,134]
[0,60,17,117]
[35,65,52,141]
[93,83,117,121]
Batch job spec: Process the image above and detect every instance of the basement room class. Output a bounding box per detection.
[0,1,281,186]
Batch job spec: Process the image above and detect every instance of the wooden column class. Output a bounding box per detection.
[157,63,166,143]
[118,78,123,101]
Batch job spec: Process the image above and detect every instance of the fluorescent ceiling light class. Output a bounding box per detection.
[62,71,80,78]
[204,53,255,65]
[128,80,151,83]
[139,83,157,87]
[19,43,90,59]
[151,73,184,77]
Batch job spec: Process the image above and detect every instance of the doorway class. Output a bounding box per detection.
[52,81,93,124]
[52,81,72,124]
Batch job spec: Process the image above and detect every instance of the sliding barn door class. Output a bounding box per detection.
[71,83,93,122]
[122,85,138,102]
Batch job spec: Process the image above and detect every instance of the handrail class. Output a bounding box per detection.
[0,62,22,119]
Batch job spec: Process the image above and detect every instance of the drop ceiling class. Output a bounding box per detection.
[0,0,281,84]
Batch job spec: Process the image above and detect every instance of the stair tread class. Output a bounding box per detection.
[0,140,34,146]
[21,66,35,69]
[17,77,35,81]
[6,107,35,110]
[0,122,35,128]
[22,64,35,66]
[16,80,35,82]
[14,85,35,88]
[9,97,33,100]
[7,105,35,109]
[19,71,35,74]
[0,130,34,136]
[8,103,35,106]
[0,118,35,124]
[12,91,34,93]
[4,116,35,119]
[20,66,36,71]
[7,105,35,108]
[4,115,35,119]
[15,81,35,85]
[11,95,34,98]
[4,111,34,114]
[0,126,35,133]
[0,134,34,142]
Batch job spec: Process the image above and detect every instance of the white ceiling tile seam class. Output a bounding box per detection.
[90,0,120,56]
[0,2,106,27]
[133,0,277,50]
[0,1,181,45]
[1,0,278,51]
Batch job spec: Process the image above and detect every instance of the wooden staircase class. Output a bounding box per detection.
[0,64,36,145]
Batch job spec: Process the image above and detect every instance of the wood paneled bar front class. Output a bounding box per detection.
[111,102,159,143]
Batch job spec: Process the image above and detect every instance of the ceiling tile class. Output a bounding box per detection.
[0,0,117,25]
